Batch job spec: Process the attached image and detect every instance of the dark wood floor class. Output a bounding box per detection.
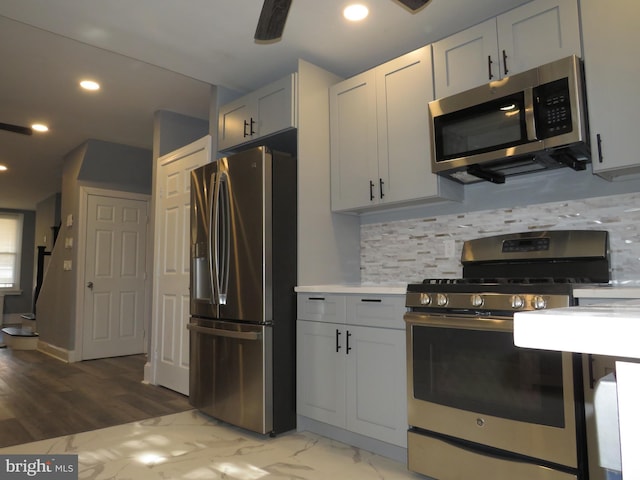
[0,349,192,448]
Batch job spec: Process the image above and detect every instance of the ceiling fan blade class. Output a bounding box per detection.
[395,0,431,11]
[255,0,292,41]
[0,122,32,136]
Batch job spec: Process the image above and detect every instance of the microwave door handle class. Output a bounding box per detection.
[524,87,537,141]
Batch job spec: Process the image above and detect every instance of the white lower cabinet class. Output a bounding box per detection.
[296,293,407,448]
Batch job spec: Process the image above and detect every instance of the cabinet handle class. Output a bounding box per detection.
[361,298,382,303]
[379,178,385,199]
[369,180,375,201]
[309,297,325,301]
[487,55,494,80]
[243,120,250,138]
[502,50,509,76]
[596,134,603,163]
[250,117,256,136]
[336,329,342,352]
[346,330,352,354]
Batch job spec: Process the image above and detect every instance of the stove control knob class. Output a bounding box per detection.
[511,295,525,309]
[436,293,449,307]
[470,294,484,308]
[533,296,547,310]
[419,293,432,306]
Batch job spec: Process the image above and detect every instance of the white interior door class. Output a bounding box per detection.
[153,136,211,394]
[82,193,148,360]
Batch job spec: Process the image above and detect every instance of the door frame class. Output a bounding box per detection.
[74,186,151,362]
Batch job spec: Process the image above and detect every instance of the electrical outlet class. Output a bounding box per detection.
[63,260,72,271]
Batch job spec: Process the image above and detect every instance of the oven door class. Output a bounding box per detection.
[405,312,584,473]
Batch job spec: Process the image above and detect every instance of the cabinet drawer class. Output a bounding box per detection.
[297,294,346,323]
[346,295,406,329]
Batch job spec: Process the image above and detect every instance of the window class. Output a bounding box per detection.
[0,213,23,290]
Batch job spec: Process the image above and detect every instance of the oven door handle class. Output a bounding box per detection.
[404,312,512,332]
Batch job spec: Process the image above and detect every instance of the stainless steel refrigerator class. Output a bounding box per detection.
[188,146,297,435]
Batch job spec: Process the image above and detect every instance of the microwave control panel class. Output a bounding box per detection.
[534,78,573,139]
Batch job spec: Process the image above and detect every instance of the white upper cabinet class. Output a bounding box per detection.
[433,0,581,98]
[433,19,500,99]
[581,0,640,179]
[329,70,378,212]
[218,74,297,151]
[330,46,462,213]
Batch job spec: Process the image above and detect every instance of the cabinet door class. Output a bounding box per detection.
[329,71,378,211]
[297,320,346,427]
[497,0,581,77]
[432,19,499,98]
[345,326,407,447]
[218,74,297,151]
[255,73,297,139]
[218,99,253,151]
[582,0,640,178]
[376,46,441,205]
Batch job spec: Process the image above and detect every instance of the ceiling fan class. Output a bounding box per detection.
[0,122,32,136]
[255,0,431,42]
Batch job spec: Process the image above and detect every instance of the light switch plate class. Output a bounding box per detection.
[65,237,73,249]
[66,214,73,227]
[63,260,72,271]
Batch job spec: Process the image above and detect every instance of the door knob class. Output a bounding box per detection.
[87,281,94,290]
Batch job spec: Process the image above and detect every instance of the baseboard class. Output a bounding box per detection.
[296,415,408,464]
[37,341,73,363]
[143,361,153,384]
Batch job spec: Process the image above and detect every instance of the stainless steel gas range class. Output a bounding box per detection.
[404,230,610,480]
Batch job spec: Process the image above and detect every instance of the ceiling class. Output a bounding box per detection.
[0,0,527,211]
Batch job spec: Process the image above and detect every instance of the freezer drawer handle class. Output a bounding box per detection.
[187,323,262,341]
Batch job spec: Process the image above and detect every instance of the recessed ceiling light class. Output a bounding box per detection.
[344,4,369,21]
[80,80,100,91]
[31,123,49,133]
[0,165,7,172]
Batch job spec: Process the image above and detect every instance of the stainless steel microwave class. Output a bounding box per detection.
[429,55,590,184]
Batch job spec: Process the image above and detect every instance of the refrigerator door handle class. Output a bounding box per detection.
[216,169,231,305]
[187,323,262,341]
[207,171,219,305]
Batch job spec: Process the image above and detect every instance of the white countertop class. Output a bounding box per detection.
[514,299,640,359]
[295,284,407,295]
[573,285,640,299]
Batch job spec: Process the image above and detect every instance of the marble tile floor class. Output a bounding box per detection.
[0,410,423,479]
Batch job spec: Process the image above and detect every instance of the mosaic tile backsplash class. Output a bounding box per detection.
[360,192,640,285]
